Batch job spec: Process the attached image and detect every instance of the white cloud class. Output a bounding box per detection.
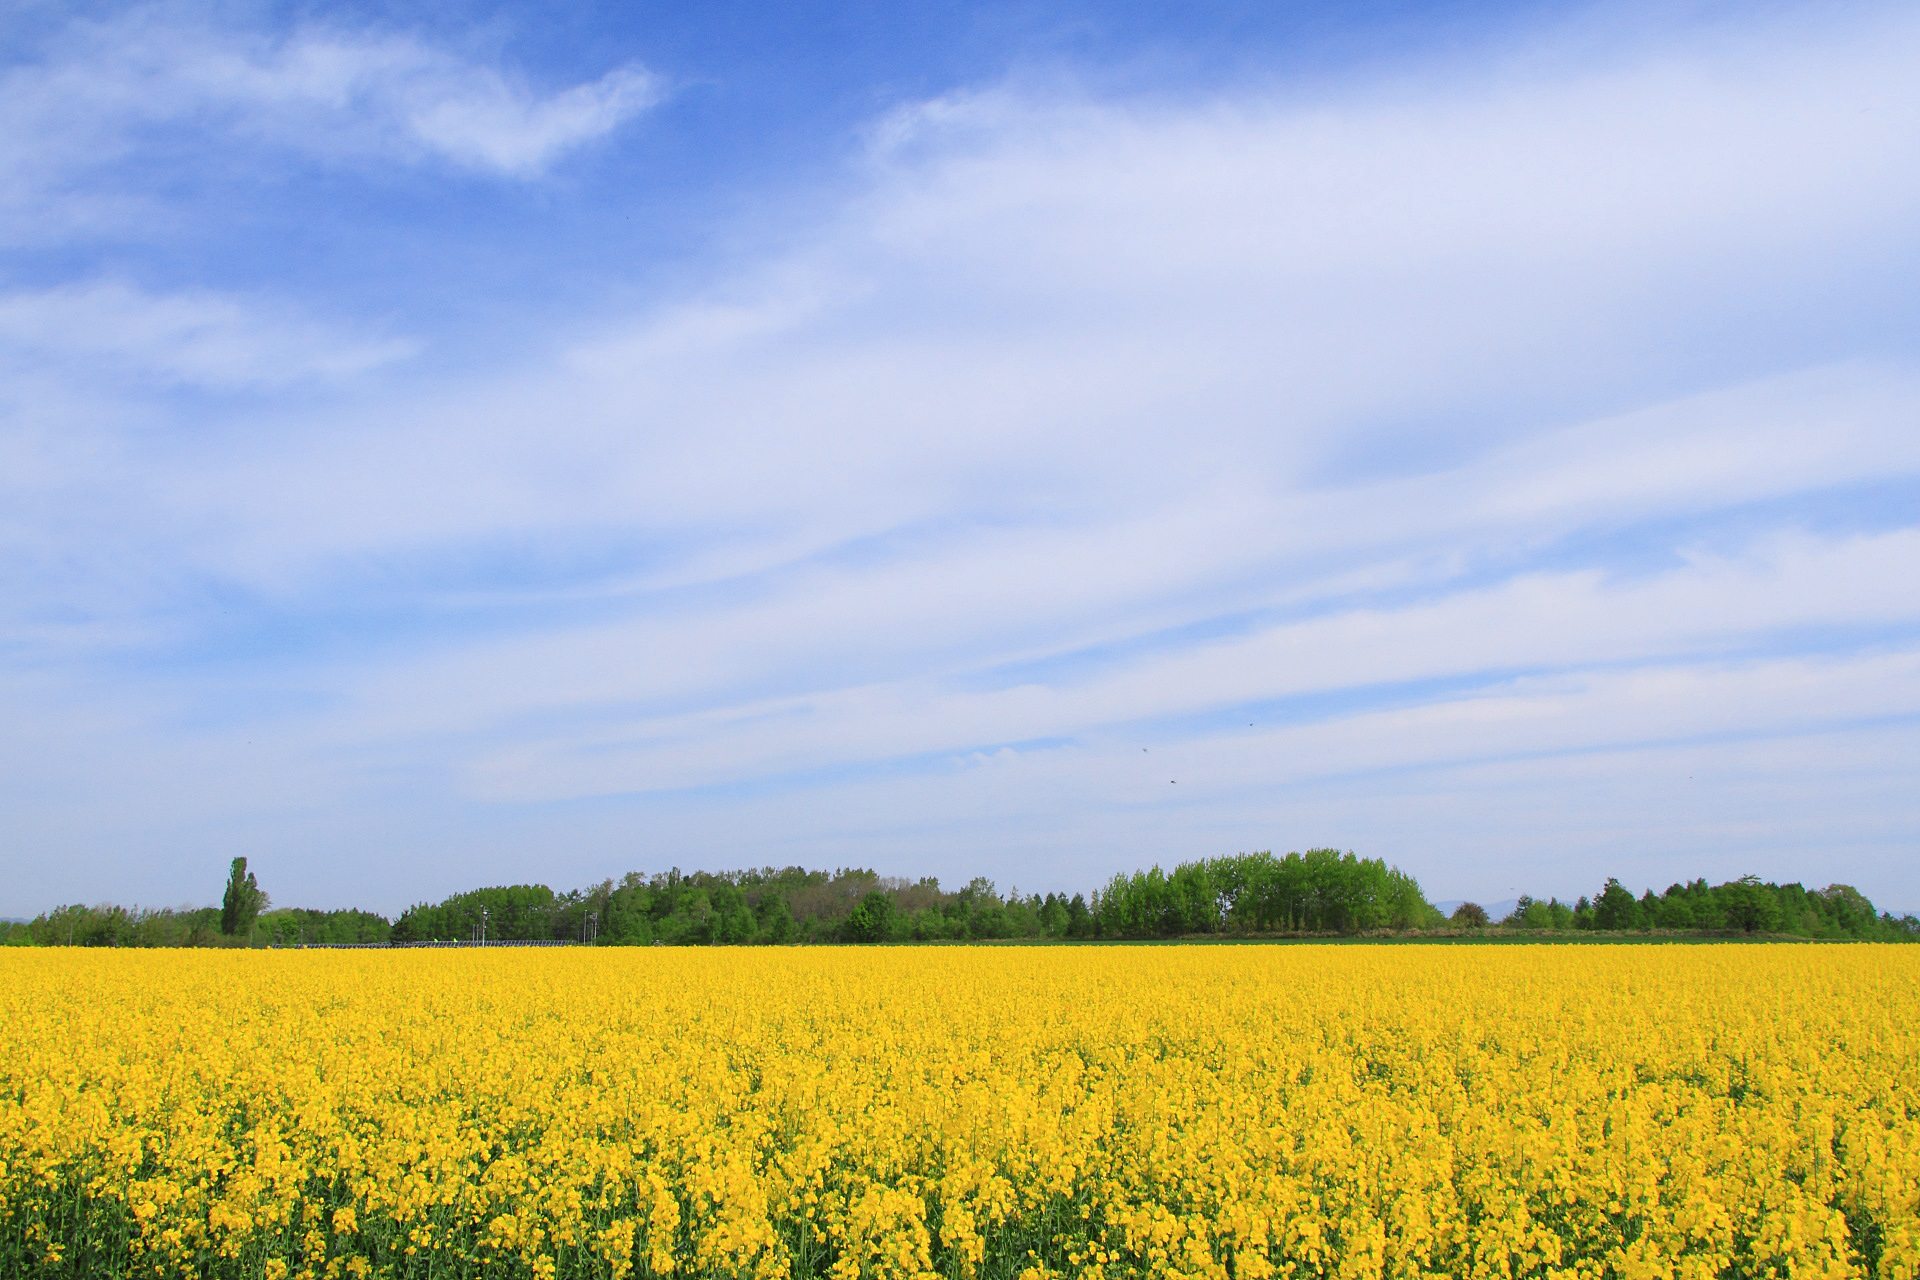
[397,62,659,175]
[0,9,661,241]
[442,526,1920,801]
[162,25,663,175]
[3,3,1920,911]
[0,280,410,388]
[150,0,1920,588]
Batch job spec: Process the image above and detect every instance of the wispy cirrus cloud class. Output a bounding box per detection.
[3,2,1919,913]
[0,280,411,388]
[0,8,661,242]
[151,23,661,174]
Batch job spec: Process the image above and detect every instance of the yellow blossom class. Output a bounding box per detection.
[0,947,1913,1279]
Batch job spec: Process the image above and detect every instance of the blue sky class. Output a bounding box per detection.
[4,0,1919,917]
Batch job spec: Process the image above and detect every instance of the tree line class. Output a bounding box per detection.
[1089,849,1437,936]
[389,867,1093,945]
[0,858,395,948]
[5,853,1915,946]
[1450,876,1920,940]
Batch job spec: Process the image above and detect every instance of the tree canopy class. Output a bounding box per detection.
[4,855,1915,948]
[219,857,267,937]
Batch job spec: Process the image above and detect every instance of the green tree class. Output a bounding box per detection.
[219,858,266,937]
[391,884,558,943]
[1809,884,1875,937]
[1064,893,1093,938]
[1715,876,1780,934]
[1647,880,1715,930]
[1591,879,1641,931]
[1037,894,1070,938]
[1501,896,1573,930]
[757,893,795,944]
[1501,895,1538,927]
[1093,849,1435,937]
[708,885,757,945]
[257,908,390,946]
[1451,902,1489,928]
[843,891,896,943]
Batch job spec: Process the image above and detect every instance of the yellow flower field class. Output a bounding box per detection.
[2,946,1915,1280]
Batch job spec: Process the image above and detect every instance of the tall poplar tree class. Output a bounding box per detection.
[220,858,266,937]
